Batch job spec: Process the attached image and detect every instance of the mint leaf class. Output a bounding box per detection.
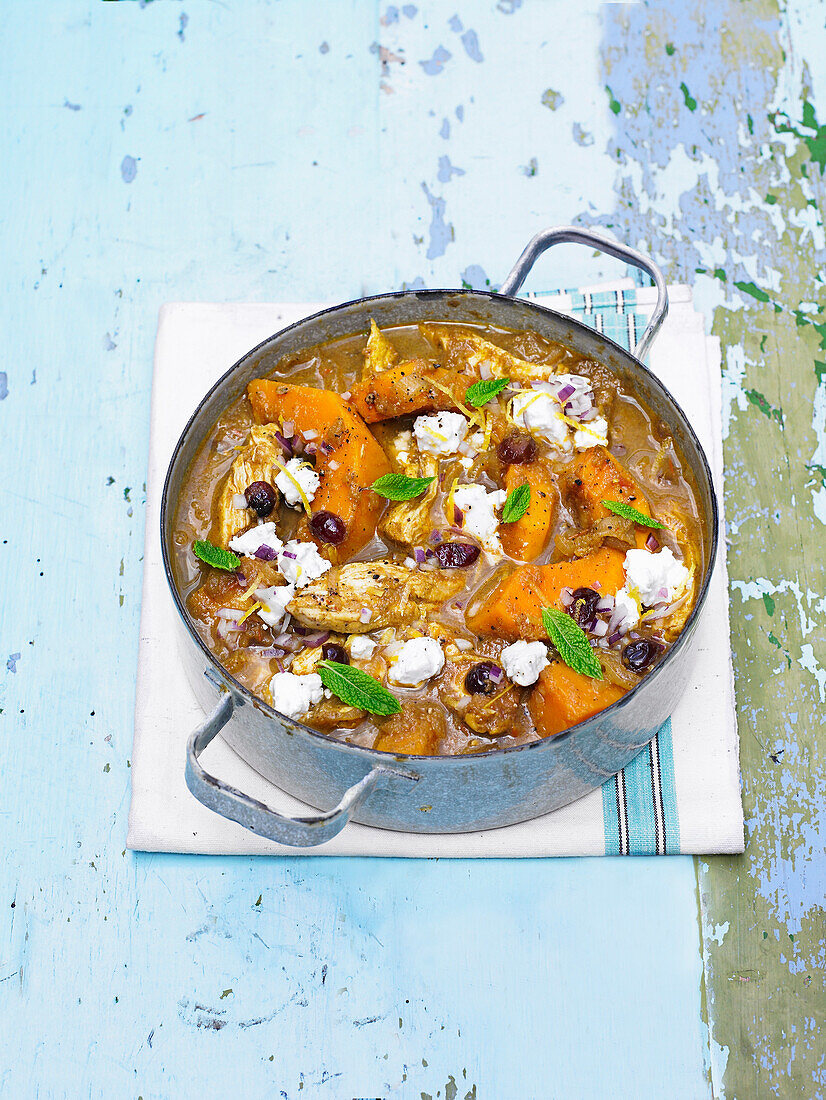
[501,481,531,523]
[371,472,435,502]
[194,540,241,571]
[541,607,603,680]
[465,377,510,408]
[317,660,401,716]
[602,499,665,529]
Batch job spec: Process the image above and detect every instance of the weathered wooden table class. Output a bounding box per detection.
[1,3,823,1097]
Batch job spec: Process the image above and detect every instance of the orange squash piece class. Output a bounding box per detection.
[247,380,391,560]
[467,547,626,640]
[565,446,650,526]
[528,660,626,738]
[500,462,558,562]
[372,701,445,755]
[350,361,478,423]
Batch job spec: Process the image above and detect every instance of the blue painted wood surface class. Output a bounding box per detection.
[3,2,821,1096]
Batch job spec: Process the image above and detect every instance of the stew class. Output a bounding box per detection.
[172,320,705,755]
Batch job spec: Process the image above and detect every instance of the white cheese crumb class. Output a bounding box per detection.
[573,415,609,450]
[511,388,571,451]
[348,635,377,660]
[624,546,690,606]
[386,637,445,686]
[274,457,320,508]
[500,640,550,686]
[453,484,507,554]
[270,671,324,720]
[277,540,332,589]
[229,522,283,558]
[413,411,469,457]
[255,584,295,630]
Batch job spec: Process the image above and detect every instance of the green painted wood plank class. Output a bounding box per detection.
[594,3,826,1096]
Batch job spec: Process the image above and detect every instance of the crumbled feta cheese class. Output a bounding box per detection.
[348,635,377,660]
[468,431,485,450]
[386,636,445,686]
[573,415,609,450]
[255,584,295,629]
[624,546,690,606]
[500,640,550,686]
[277,540,332,589]
[511,388,571,450]
[453,484,507,553]
[274,457,320,508]
[270,671,324,720]
[612,586,641,633]
[414,411,469,457]
[552,373,593,402]
[229,522,283,558]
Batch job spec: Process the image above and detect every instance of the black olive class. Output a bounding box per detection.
[569,587,601,627]
[497,431,538,465]
[622,639,663,673]
[464,662,500,695]
[321,642,349,665]
[245,480,278,518]
[310,510,347,545]
[434,542,481,568]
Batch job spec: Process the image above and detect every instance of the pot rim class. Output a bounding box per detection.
[161,287,719,762]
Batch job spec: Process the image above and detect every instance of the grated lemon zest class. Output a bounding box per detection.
[445,476,461,527]
[271,456,314,518]
[238,601,262,625]
[428,378,486,430]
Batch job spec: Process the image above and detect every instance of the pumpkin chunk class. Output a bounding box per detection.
[528,660,626,738]
[499,461,558,562]
[466,547,626,640]
[247,380,391,560]
[351,361,479,423]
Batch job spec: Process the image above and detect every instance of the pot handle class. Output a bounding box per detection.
[185,694,416,847]
[499,225,668,361]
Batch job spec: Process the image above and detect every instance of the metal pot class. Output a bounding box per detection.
[162,227,718,847]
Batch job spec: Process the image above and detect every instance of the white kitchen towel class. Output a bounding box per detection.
[127,288,743,856]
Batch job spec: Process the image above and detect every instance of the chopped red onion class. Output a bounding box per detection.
[557,383,576,402]
[479,361,492,379]
[301,631,330,648]
[429,530,442,543]
[305,443,317,455]
[303,429,319,441]
[254,646,287,658]
[215,607,240,622]
[359,607,372,623]
[596,595,615,612]
[274,657,286,674]
[646,534,660,551]
[656,586,669,601]
[608,630,622,646]
[592,619,609,638]
[282,550,297,560]
[328,459,340,470]
[488,665,504,684]
[235,568,247,585]
[560,587,574,607]
[274,431,293,458]
[414,547,427,564]
[254,545,278,561]
[281,421,294,438]
[341,391,351,400]
[232,492,248,510]
[319,439,334,455]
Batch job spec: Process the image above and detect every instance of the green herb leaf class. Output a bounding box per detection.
[541,607,603,680]
[370,472,435,501]
[194,539,242,571]
[465,377,510,408]
[602,499,665,529]
[501,481,531,523]
[317,660,401,716]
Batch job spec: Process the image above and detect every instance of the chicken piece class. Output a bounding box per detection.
[379,455,439,548]
[554,513,636,558]
[372,701,446,755]
[363,319,399,374]
[286,561,465,633]
[438,653,520,737]
[210,425,284,547]
[421,324,562,385]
